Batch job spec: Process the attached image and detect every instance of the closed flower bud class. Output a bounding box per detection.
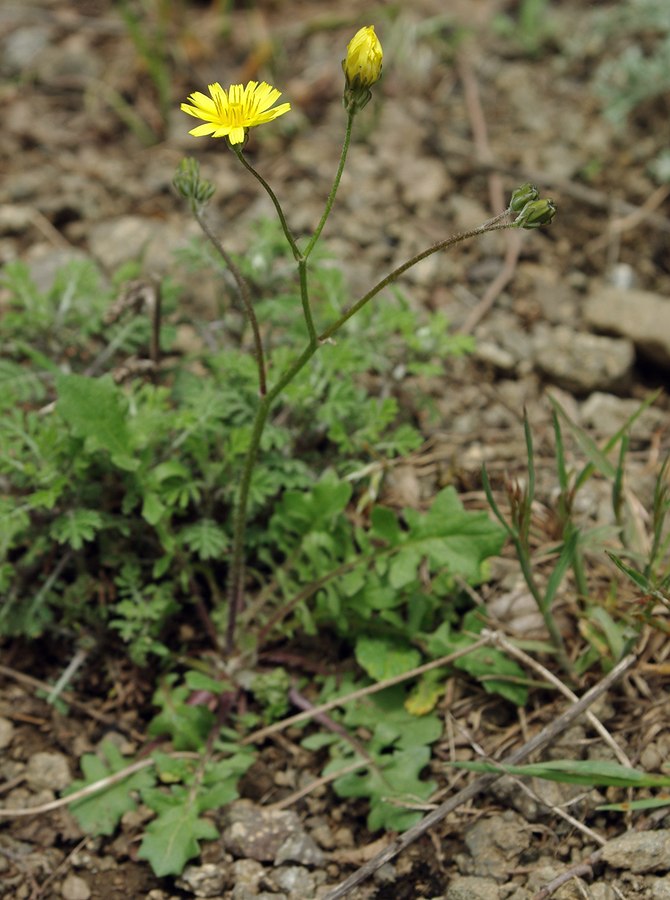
[342,26,383,114]
[514,198,557,229]
[509,183,540,212]
[173,157,215,212]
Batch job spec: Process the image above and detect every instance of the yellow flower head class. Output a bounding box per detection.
[343,26,383,91]
[180,80,291,145]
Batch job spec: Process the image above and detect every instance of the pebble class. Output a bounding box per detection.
[532,324,634,394]
[273,864,317,898]
[585,286,670,370]
[176,862,226,897]
[650,878,670,898]
[446,874,501,899]
[0,716,15,750]
[25,751,71,792]
[60,874,91,900]
[275,831,325,867]
[223,801,303,863]
[463,811,531,879]
[601,830,670,873]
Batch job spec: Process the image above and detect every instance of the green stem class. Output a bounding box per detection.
[303,111,355,259]
[515,540,572,674]
[232,146,301,261]
[298,259,317,343]
[226,339,318,654]
[195,210,267,396]
[319,222,514,341]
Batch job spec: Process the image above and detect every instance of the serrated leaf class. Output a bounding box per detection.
[331,745,435,832]
[142,492,165,526]
[355,636,421,681]
[427,620,528,706]
[343,687,443,748]
[179,519,229,560]
[56,373,137,471]
[148,679,215,751]
[66,740,155,836]
[137,804,218,876]
[387,488,505,588]
[50,508,103,550]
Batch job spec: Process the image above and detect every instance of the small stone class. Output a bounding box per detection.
[585,286,670,369]
[463,811,531,880]
[223,801,302,862]
[532,325,633,394]
[601,829,670,873]
[275,831,325,867]
[590,884,618,900]
[25,752,71,792]
[176,862,226,897]
[0,717,15,750]
[650,877,670,899]
[273,865,317,898]
[447,874,501,899]
[61,874,91,900]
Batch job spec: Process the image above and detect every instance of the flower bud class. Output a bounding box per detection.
[514,198,556,229]
[173,158,215,212]
[509,183,540,212]
[342,26,383,113]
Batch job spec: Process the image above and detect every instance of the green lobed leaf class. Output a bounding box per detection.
[66,740,155,836]
[137,803,218,876]
[56,373,137,471]
[355,635,422,681]
[330,745,436,832]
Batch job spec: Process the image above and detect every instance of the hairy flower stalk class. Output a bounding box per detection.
[181,80,291,145]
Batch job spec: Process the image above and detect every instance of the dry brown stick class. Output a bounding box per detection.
[461,231,524,334]
[457,49,523,334]
[532,848,605,900]
[322,652,637,900]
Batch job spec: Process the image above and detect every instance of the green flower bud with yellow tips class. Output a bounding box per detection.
[173,157,215,214]
[342,25,383,114]
[514,198,557,229]
[509,183,540,212]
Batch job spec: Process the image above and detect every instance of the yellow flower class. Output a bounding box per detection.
[343,26,383,91]
[180,80,291,145]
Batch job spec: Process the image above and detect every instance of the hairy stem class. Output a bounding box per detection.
[303,111,355,259]
[320,221,514,340]
[195,210,267,396]
[232,146,301,261]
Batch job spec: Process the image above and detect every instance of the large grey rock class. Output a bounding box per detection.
[585,286,670,369]
[601,829,670,873]
[532,324,634,393]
